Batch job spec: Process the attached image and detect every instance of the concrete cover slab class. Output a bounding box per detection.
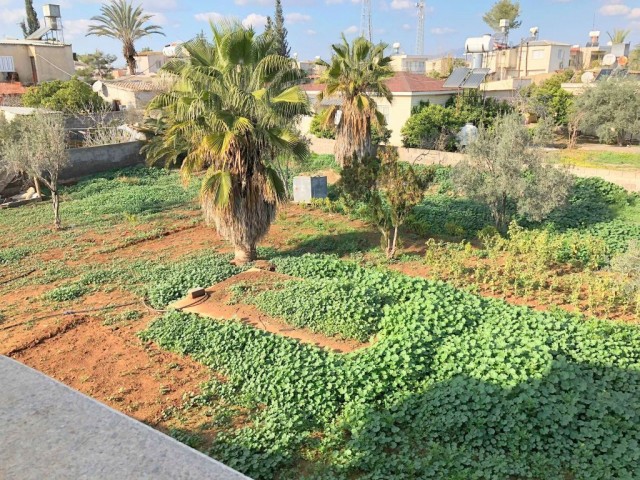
[0,356,251,480]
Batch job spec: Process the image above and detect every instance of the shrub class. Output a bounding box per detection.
[22,78,107,113]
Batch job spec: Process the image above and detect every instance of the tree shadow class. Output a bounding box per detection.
[269,231,382,258]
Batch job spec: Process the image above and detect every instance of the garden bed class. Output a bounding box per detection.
[171,268,368,353]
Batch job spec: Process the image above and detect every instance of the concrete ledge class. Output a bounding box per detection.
[0,356,251,480]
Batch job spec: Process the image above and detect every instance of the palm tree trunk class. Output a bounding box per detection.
[234,244,256,264]
[335,112,373,167]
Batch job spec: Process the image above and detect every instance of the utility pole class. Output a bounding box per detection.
[416,1,425,55]
[361,0,372,42]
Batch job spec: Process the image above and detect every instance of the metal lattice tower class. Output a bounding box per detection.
[416,1,425,55]
[361,0,372,42]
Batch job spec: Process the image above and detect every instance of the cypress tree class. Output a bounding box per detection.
[264,16,274,40]
[20,0,41,38]
[273,0,290,57]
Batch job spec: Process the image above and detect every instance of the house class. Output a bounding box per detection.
[0,82,26,105]
[300,71,459,147]
[0,38,74,86]
[425,56,468,77]
[483,40,571,81]
[389,54,431,74]
[95,77,166,110]
[134,51,168,75]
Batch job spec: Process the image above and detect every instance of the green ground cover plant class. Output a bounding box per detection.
[253,278,384,341]
[142,254,640,480]
[146,253,243,308]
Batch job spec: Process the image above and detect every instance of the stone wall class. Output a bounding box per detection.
[63,141,144,181]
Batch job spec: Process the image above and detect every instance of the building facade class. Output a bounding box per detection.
[483,40,571,81]
[0,39,74,85]
[300,72,459,147]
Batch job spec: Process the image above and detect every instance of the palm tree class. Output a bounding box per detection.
[87,0,164,76]
[145,22,310,264]
[607,29,631,44]
[316,35,394,167]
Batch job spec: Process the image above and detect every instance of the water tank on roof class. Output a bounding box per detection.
[465,35,494,54]
[163,42,184,58]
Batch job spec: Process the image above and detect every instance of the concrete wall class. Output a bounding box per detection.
[309,136,640,192]
[63,141,144,180]
[309,136,464,165]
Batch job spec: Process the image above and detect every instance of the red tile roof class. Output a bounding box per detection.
[0,82,27,96]
[300,71,456,94]
[386,71,454,93]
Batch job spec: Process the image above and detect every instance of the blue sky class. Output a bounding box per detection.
[1,0,638,66]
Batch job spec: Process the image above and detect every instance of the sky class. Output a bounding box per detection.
[1,0,639,67]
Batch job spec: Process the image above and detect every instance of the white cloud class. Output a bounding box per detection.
[235,0,271,5]
[307,29,317,35]
[148,11,168,26]
[242,13,268,29]
[599,4,630,16]
[286,13,311,24]
[64,18,92,39]
[0,8,24,25]
[390,0,413,9]
[194,11,224,23]
[344,25,358,34]
[431,27,456,35]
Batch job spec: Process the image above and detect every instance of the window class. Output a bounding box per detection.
[532,50,544,60]
[378,105,390,124]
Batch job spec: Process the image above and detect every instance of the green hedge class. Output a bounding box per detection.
[142,254,640,480]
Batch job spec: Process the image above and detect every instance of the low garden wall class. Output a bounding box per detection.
[309,136,640,192]
[308,136,464,166]
[63,141,145,181]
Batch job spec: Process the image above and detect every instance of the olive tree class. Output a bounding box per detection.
[1,113,68,229]
[453,113,571,231]
[341,147,432,259]
[574,79,640,146]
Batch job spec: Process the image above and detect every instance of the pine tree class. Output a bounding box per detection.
[20,0,41,38]
[273,0,290,57]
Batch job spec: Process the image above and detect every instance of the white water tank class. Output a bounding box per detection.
[162,43,184,58]
[457,123,479,147]
[465,34,494,54]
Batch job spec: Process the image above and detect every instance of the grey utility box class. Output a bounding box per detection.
[293,176,328,203]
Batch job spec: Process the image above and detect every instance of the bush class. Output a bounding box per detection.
[22,78,107,113]
[401,103,464,150]
[401,94,512,150]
